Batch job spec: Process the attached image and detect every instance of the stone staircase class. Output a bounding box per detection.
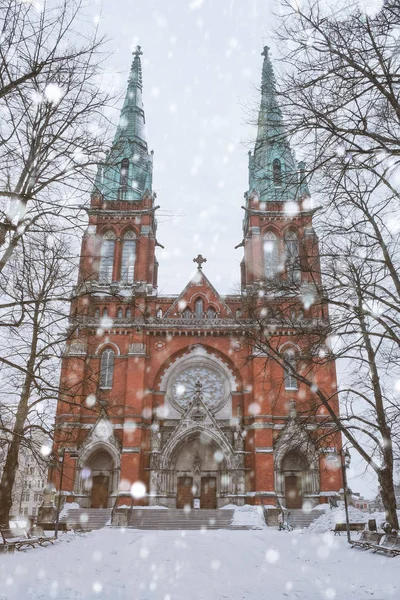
[286,508,324,529]
[61,508,112,531]
[127,508,256,530]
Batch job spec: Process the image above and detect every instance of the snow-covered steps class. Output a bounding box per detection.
[285,508,325,529]
[124,508,262,530]
[61,508,112,531]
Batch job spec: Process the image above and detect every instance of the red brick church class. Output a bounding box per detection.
[53,46,342,511]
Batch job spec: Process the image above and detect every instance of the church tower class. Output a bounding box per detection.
[77,45,158,300]
[241,46,315,289]
[52,46,342,519]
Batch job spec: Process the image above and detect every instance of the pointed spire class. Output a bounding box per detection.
[94,46,154,202]
[247,46,298,203]
[115,45,147,146]
[256,46,284,146]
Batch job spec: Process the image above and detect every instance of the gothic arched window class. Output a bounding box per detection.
[285,231,301,283]
[126,308,132,318]
[263,231,279,279]
[102,307,108,317]
[98,231,115,283]
[100,348,115,389]
[120,158,129,189]
[94,308,100,318]
[273,159,282,186]
[121,231,136,283]
[117,307,123,318]
[195,298,204,318]
[284,350,298,390]
[206,307,217,319]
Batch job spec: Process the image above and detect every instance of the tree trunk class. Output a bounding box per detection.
[0,308,39,527]
[378,467,399,530]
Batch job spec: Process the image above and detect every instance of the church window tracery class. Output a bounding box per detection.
[171,367,226,411]
[100,348,115,389]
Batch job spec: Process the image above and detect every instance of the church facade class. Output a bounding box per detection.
[53,46,342,511]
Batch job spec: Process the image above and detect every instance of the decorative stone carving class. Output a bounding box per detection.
[93,418,113,441]
[151,411,161,452]
[67,339,87,356]
[234,405,244,451]
[193,451,201,475]
[149,381,245,506]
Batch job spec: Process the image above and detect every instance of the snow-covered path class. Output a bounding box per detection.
[0,528,398,600]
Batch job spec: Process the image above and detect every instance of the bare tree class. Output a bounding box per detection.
[0,229,85,526]
[0,0,112,270]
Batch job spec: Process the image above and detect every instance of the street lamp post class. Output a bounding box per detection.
[54,449,79,539]
[340,447,352,544]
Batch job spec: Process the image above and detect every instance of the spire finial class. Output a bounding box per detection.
[262,45,270,57]
[133,45,143,57]
[193,254,207,270]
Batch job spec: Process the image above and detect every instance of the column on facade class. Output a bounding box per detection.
[112,236,122,282]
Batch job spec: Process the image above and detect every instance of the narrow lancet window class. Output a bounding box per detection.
[285,231,301,283]
[121,232,136,283]
[273,159,282,186]
[99,232,115,283]
[100,348,115,389]
[264,232,279,279]
[284,351,298,390]
[120,158,129,189]
[195,298,204,318]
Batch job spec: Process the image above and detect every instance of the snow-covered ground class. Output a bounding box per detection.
[1,527,399,600]
[222,503,266,528]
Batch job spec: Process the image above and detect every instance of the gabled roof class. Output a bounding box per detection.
[164,268,233,318]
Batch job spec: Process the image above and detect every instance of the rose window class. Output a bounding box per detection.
[171,367,226,411]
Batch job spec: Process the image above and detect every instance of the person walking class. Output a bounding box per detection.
[278,511,284,531]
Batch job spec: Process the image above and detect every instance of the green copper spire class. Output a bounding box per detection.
[248,46,303,203]
[94,46,153,202]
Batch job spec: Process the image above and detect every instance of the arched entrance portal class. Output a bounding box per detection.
[174,434,221,509]
[86,450,113,508]
[282,451,308,509]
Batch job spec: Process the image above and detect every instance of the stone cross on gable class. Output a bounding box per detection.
[193,254,207,270]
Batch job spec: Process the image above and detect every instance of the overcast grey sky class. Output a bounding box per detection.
[95,0,281,295]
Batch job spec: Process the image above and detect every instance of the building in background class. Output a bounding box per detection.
[0,441,47,521]
[52,46,342,511]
